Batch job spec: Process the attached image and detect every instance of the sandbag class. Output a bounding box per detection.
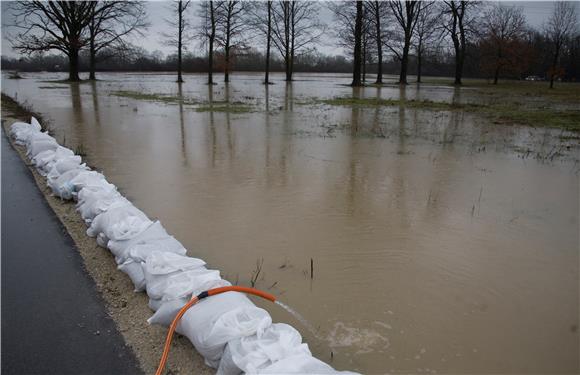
[177,295,272,368]
[221,323,311,374]
[76,185,125,223]
[217,344,243,375]
[258,353,357,374]
[86,204,151,245]
[147,279,231,318]
[118,260,147,291]
[120,235,186,265]
[47,168,89,199]
[34,146,78,174]
[108,221,181,262]
[67,170,115,200]
[142,252,209,300]
[27,138,58,158]
[46,156,87,181]
[11,117,42,145]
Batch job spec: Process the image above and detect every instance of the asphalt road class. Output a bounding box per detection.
[1,129,143,375]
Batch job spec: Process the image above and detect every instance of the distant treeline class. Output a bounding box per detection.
[4,35,578,81]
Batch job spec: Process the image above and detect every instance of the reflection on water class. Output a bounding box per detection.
[2,72,578,374]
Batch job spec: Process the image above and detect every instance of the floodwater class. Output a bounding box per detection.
[2,72,579,374]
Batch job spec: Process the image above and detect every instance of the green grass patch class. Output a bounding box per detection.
[315,96,580,132]
[195,104,254,113]
[110,90,200,105]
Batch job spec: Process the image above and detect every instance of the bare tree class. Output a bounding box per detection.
[442,0,478,85]
[163,0,193,83]
[352,0,364,86]
[386,0,421,84]
[10,1,95,81]
[247,1,274,84]
[414,1,439,83]
[367,1,389,84]
[545,1,578,88]
[198,1,220,84]
[216,1,248,82]
[479,3,528,84]
[265,1,273,84]
[88,1,148,80]
[271,1,324,81]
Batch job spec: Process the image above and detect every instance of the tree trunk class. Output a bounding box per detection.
[89,43,96,80]
[89,20,96,80]
[224,11,231,83]
[417,48,422,83]
[177,0,183,83]
[285,49,291,81]
[69,48,80,82]
[208,1,215,85]
[362,34,367,83]
[264,1,272,84]
[399,37,410,84]
[374,1,383,84]
[224,46,230,83]
[493,65,500,85]
[351,0,363,87]
[549,44,560,89]
[454,52,463,85]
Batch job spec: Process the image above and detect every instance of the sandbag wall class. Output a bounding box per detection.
[10,118,357,375]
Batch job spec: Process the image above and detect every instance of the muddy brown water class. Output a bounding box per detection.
[2,72,579,374]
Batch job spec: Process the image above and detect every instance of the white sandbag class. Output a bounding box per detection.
[147,279,231,319]
[217,343,243,375]
[118,260,147,291]
[32,149,56,168]
[11,119,42,145]
[178,300,272,368]
[47,168,88,199]
[119,235,186,264]
[31,116,42,130]
[258,353,355,374]
[26,131,53,146]
[151,267,222,302]
[108,221,179,262]
[143,252,209,300]
[76,184,124,223]
[27,138,58,158]
[86,204,151,245]
[34,146,77,174]
[109,215,152,242]
[223,323,311,374]
[46,156,86,179]
[67,170,115,200]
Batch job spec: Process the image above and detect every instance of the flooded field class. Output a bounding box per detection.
[2,72,579,374]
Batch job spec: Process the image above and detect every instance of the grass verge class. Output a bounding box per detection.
[1,93,52,132]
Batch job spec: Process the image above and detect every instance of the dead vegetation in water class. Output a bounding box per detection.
[250,258,264,287]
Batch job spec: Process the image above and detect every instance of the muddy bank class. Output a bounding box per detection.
[1,102,214,375]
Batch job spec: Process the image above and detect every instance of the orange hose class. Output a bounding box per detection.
[155,286,276,375]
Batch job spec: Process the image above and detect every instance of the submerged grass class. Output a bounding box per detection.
[111,90,255,113]
[316,96,580,132]
[1,93,52,133]
[195,104,254,113]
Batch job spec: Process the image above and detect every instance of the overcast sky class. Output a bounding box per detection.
[1,1,577,59]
